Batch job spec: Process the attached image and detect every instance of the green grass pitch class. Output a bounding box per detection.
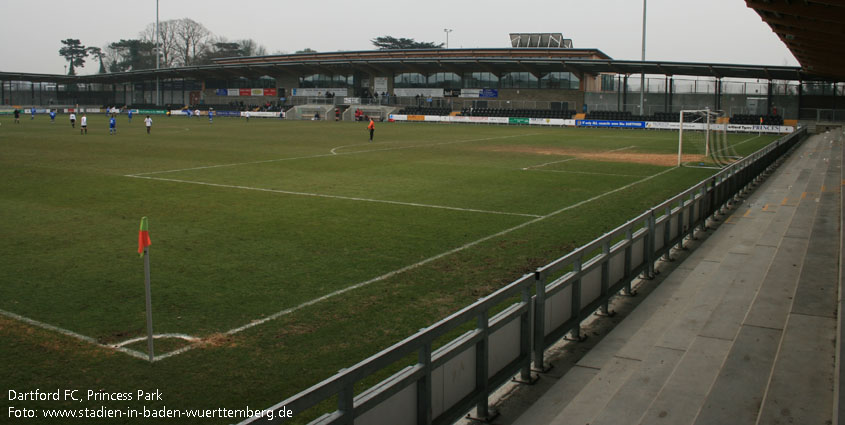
[0,114,778,423]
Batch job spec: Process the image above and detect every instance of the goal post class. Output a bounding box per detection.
[677,108,731,167]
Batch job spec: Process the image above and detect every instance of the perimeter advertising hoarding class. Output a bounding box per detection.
[459,89,499,98]
[291,88,349,97]
[529,118,572,126]
[393,88,445,98]
[645,121,794,133]
[576,120,646,128]
[386,115,794,133]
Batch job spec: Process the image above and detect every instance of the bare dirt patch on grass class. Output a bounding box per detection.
[478,145,704,167]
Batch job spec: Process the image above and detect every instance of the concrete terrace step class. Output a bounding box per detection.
[507,131,842,425]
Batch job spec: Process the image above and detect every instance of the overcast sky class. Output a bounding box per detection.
[0,0,798,75]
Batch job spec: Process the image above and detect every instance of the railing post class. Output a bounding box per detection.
[519,286,534,382]
[417,342,432,425]
[663,206,672,261]
[474,310,494,421]
[676,197,685,251]
[700,183,711,231]
[645,211,656,279]
[338,375,354,425]
[624,228,636,295]
[532,270,549,371]
[569,257,585,341]
[599,240,613,315]
[688,191,697,239]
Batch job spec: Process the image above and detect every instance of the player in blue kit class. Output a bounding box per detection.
[49,110,56,123]
[208,108,214,123]
[109,115,117,135]
[127,109,133,123]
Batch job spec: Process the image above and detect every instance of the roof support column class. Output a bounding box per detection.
[798,81,803,120]
[617,74,622,112]
[668,77,674,112]
[715,78,721,111]
[623,75,629,113]
[767,80,772,115]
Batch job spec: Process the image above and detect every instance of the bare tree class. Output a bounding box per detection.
[141,19,178,67]
[174,18,210,66]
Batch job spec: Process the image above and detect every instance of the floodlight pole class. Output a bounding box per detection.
[444,28,453,49]
[155,0,161,106]
[639,0,647,116]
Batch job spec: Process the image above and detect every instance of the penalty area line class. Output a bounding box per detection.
[221,166,678,337]
[522,145,636,170]
[125,175,542,218]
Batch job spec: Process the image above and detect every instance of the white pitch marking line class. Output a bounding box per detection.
[130,133,541,177]
[223,166,678,336]
[3,166,678,361]
[330,141,391,155]
[0,307,150,362]
[714,134,762,154]
[522,145,636,170]
[522,157,577,170]
[113,333,200,348]
[529,169,646,177]
[126,175,542,218]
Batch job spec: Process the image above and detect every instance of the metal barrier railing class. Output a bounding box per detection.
[241,127,807,425]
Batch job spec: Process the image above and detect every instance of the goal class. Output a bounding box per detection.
[677,109,736,168]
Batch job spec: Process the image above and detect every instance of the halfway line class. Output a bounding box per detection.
[130,132,540,177]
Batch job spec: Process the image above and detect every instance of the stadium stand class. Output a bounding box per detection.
[397,106,452,116]
[585,110,648,122]
[729,114,784,125]
[459,107,575,119]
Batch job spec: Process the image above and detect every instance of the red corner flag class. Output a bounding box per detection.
[138,217,151,257]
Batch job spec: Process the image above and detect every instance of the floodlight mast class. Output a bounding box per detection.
[155,0,161,106]
[639,0,646,116]
[444,28,453,49]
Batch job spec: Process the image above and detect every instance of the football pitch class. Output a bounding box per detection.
[0,114,778,423]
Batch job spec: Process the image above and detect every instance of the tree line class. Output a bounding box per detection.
[59,20,444,75]
[59,18,269,75]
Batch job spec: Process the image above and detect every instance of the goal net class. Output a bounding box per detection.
[677,109,737,168]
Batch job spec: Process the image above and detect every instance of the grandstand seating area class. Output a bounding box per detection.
[397,106,452,116]
[585,110,649,122]
[652,112,696,123]
[730,114,784,125]
[460,108,575,119]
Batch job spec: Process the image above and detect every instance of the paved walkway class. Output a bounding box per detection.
[496,128,843,425]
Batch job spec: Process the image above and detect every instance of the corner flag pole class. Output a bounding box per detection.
[144,247,154,362]
[139,217,154,362]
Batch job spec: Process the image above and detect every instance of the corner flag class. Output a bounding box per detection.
[137,216,155,361]
[138,217,151,256]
